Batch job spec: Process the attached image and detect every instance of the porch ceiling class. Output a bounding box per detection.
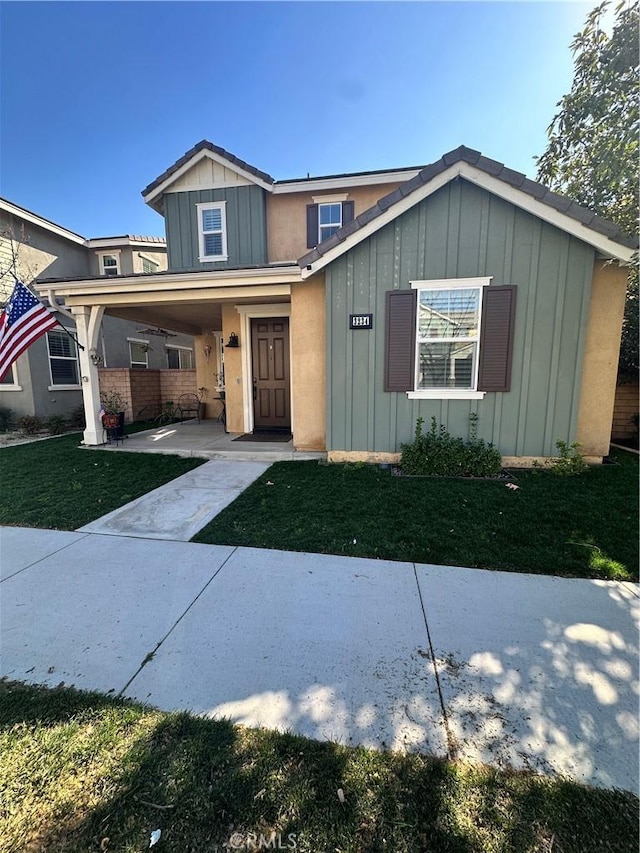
[106,303,223,336]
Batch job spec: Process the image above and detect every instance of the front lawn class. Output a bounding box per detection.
[0,433,204,530]
[194,451,639,580]
[0,681,636,853]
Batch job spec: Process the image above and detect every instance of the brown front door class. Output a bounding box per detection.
[251,317,291,430]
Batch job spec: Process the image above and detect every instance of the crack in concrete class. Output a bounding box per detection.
[0,532,92,583]
[117,546,238,697]
[412,564,458,760]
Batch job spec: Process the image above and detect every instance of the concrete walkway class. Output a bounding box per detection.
[78,460,271,540]
[1,525,638,793]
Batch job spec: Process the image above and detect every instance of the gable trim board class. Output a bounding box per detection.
[0,197,86,246]
[142,142,275,211]
[299,163,634,278]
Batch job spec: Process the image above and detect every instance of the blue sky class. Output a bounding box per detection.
[0,1,594,238]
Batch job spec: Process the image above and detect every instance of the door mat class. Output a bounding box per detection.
[233,431,292,443]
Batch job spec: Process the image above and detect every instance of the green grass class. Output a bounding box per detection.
[0,681,636,853]
[0,433,204,530]
[194,451,639,580]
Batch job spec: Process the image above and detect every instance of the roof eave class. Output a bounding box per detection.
[299,159,636,278]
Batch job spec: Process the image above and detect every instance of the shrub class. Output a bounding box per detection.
[0,405,14,432]
[45,414,68,435]
[68,406,86,429]
[400,415,503,478]
[17,415,43,435]
[549,440,588,476]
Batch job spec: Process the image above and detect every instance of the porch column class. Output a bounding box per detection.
[72,305,105,446]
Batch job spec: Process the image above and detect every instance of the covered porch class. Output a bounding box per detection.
[38,265,326,452]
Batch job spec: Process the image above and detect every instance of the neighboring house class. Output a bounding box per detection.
[38,141,636,462]
[0,198,194,421]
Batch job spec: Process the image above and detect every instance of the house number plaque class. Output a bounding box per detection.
[349,313,373,330]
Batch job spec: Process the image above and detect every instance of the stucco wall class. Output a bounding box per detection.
[267,183,404,263]
[0,211,88,298]
[221,303,244,433]
[291,275,326,450]
[101,316,194,370]
[576,262,628,455]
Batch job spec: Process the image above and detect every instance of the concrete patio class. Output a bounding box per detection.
[92,419,327,462]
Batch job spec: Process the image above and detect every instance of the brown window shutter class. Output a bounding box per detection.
[342,200,355,225]
[477,285,517,392]
[306,204,319,248]
[384,290,417,392]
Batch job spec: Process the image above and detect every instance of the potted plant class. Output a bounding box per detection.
[100,390,128,439]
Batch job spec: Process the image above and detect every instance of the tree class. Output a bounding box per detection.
[536,1,639,373]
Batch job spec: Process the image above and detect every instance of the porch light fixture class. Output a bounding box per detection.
[226,332,239,348]
[203,344,212,362]
[89,348,103,366]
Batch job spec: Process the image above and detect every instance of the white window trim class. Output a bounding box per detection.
[139,252,160,273]
[166,344,194,369]
[312,193,349,203]
[97,250,121,276]
[408,277,491,400]
[46,327,81,389]
[318,201,342,243]
[0,363,22,391]
[197,201,228,262]
[128,337,149,368]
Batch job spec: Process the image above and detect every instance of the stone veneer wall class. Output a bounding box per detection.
[99,368,197,422]
[611,379,639,440]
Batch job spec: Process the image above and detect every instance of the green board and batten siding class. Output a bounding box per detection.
[325,178,595,458]
[164,186,267,271]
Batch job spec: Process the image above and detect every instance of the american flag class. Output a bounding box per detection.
[0,280,58,382]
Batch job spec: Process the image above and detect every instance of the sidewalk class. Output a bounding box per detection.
[1,525,638,793]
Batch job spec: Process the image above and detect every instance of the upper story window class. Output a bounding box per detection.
[129,339,149,369]
[98,252,120,276]
[47,329,80,387]
[318,203,342,242]
[306,197,354,248]
[141,256,159,274]
[197,201,228,262]
[415,282,483,391]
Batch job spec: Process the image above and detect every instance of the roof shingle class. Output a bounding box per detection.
[298,146,638,267]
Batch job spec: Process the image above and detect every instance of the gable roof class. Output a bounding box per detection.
[299,146,637,276]
[142,140,275,209]
[0,196,86,246]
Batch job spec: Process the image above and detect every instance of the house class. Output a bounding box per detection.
[0,197,195,422]
[37,141,636,462]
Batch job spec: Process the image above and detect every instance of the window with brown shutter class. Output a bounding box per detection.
[477,286,517,392]
[384,281,517,395]
[307,200,355,249]
[384,290,417,391]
